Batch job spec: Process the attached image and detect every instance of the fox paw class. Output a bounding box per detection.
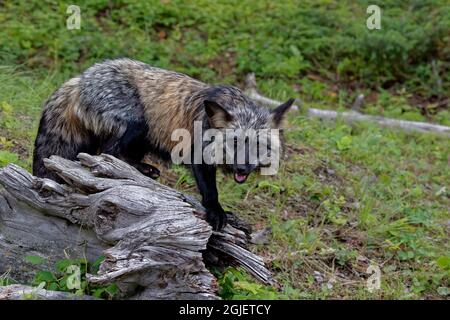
[206,208,228,231]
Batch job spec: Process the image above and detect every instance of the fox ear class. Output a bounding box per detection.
[270,98,295,128]
[204,100,233,128]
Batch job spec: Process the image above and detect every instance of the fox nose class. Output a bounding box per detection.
[235,165,248,174]
[235,164,256,174]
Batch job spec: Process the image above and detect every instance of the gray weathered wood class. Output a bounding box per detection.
[245,73,450,137]
[0,284,99,300]
[0,153,276,300]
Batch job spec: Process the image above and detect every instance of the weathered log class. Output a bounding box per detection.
[0,153,276,300]
[245,73,450,137]
[0,284,98,300]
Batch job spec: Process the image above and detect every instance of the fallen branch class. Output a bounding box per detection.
[245,73,450,137]
[0,153,276,300]
[0,285,98,300]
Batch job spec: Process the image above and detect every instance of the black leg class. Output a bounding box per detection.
[192,163,227,230]
[102,121,160,179]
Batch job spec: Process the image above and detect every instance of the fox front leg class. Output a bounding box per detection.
[192,163,228,230]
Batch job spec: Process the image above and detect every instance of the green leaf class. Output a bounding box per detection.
[0,150,21,167]
[257,180,281,194]
[25,255,46,265]
[58,276,68,290]
[56,259,75,272]
[92,288,106,298]
[234,281,262,295]
[75,289,85,296]
[0,101,13,114]
[436,256,450,271]
[91,255,105,274]
[105,283,119,297]
[336,136,352,151]
[47,282,59,291]
[34,270,57,283]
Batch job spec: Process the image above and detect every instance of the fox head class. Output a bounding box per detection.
[202,86,295,183]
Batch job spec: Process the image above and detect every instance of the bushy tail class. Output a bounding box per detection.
[32,77,90,181]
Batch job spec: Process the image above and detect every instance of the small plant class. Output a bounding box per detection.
[26,255,118,299]
[217,268,281,300]
[0,269,16,287]
[0,150,22,167]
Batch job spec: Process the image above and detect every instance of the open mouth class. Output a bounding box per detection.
[234,173,249,183]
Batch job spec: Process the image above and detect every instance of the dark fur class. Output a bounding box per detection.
[33,58,293,229]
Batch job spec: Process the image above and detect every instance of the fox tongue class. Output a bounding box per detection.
[234,173,248,183]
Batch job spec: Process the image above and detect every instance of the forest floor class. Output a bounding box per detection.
[0,1,449,299]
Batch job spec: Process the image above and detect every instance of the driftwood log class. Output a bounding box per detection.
[0,153,276,300]
[0,285,98,300]
[245,73,450,137]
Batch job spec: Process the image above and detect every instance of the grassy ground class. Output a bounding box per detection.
[0,1,449,299]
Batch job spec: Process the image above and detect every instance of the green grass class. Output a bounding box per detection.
[198,116,449,299]
[0,0,449,299]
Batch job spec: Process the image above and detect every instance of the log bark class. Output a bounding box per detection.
[0,153,276,300]
[245,73,450,137]
[0,284,98,300]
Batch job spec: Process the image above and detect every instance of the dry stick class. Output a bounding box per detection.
[244,73,450,137]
